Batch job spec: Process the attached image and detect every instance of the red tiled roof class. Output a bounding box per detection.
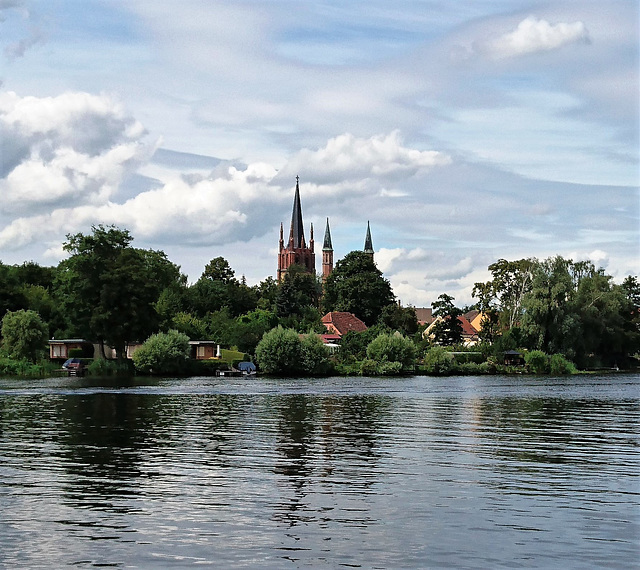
[458,316,478,338]
[321,312,368,336]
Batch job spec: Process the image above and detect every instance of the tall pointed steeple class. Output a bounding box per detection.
[289,175,305,249]
[364,221,374,261]
[322,218,333,281]
[323,218,333,251]
[277,176,316,281]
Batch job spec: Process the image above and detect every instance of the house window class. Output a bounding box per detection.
[197,346,205,358]
[52,344,65,358]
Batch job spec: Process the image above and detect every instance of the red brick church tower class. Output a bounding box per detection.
[277,177,315,281]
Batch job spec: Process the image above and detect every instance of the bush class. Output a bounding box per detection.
[423,346,454,375]
[359,359,379,376]
[0,357,59,378]
[87,358,132,377]
[255,327,331,376]
[525,350,549,374]
[132,329,190,375]
[366,332,416,372]
[549,353,577,375]
[1,309,48,362]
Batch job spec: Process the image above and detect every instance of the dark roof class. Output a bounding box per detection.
[322,312,368,336]
[323,218,333,251]
[364,221,374,253]
[289,176,305,249]
[415,308,434,325]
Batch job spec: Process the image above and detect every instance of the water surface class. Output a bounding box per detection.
[1,374,638,568]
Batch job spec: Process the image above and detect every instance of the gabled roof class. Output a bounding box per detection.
[458,316,478,338]
[321,312,368,336]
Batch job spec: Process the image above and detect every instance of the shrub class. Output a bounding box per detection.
[423,346,454,375]
[255,327,331,376]
[366,332,416,372]
[255,326,302,375]
[359,358,379,376]
[525,350,549,374]
[1,309,48,362]
[549,353,577,375]
[88,358,132,377]
[300,333,332,376]
[132,329,190,375]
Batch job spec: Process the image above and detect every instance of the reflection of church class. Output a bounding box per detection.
[277,177,374,282]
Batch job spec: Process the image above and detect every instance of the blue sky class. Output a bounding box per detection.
[0,0,637,306]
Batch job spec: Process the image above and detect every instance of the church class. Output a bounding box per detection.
[277,177,374,282]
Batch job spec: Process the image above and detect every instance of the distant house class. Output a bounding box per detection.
[415,308,435,327]
[189,340,221,360]
[49,339,94,360]
[422,315,479,346]
[321,312,367,338]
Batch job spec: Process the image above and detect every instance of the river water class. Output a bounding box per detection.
[0,373,638,568]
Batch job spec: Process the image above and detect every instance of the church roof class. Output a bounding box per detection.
[364,221,374,253]
[289,176,305,249]
[323,218,333,251]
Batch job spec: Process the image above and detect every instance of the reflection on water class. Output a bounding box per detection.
[0,374,638,568]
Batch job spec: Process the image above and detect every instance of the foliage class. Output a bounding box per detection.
[322,251,395,326]
[300,333,333,376]
[233,309,279,354]
[275,265,319,320]
[423,346,455,375]
[430,294,463,346]
[0,357,59,378]
[525,350,549,374]
[549,354,577,375]
[473,258,536,330]
[1,309,48,362]
[366,332,416,372]
[378,304,419,335]
[255,326,330,375]
[201,256,236,284]
[132,329,191,375]
[255,326,303,375]
[58,225,184,360]
[87,358,132,376]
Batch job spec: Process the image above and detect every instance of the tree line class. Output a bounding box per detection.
[0,225,638,375]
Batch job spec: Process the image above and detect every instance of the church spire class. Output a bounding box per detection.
[364,221,374,262]
[289,175,305,249]
[322,217,334,281]
[323,217,333,251]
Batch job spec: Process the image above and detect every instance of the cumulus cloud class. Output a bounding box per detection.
[281,131,451,184]
[0,91,152,213]
[481,16,590,59]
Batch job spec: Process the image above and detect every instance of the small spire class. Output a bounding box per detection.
[364,221,374,254]
[323,218,333,251]
[290,176,305,249]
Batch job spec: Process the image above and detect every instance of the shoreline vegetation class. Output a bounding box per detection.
[1,225,638,379]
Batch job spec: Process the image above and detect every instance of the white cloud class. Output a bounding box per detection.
[482,16,589,59]
[282,131,451,184]
[0,91,152,212]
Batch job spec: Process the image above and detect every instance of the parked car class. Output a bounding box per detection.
[62,358,86,376]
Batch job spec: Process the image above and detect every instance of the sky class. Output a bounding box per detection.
[0,0,638,307]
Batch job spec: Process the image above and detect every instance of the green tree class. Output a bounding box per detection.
[201,256,236,284]
[423,346,454,375]
[57,225,183,360]
[232,309,279,354]
[275,264,320,321]
[255,326,303,375]
[366,332,416,372]
[378,304,419,335]
[322,251,395,326]
[473,258,536,330]
[1,309,48,362]
[300,333,332,376]
[132,329,191,375]
[431,294,463,346]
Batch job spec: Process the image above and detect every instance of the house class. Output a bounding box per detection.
[49,339,94,360]
[422,315,479,346]
[321,312,367,337]
[415,308,435,327]
[189,340,221,360]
